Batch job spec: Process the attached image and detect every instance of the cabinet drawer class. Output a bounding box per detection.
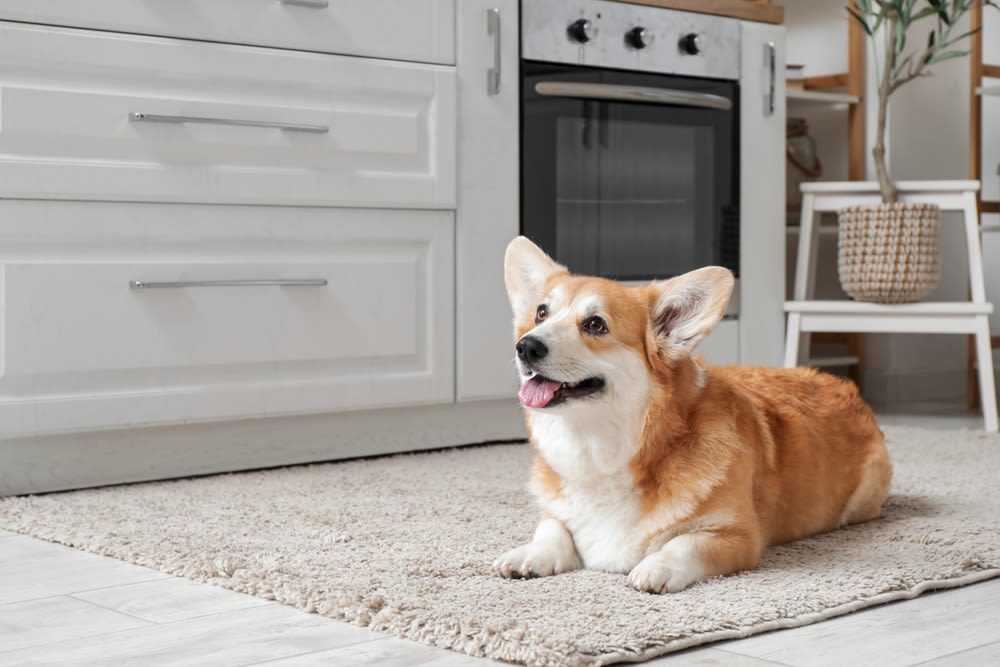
[0,23,456,208]
[0,0,454,65]
[0,201,455,437]
[5,264,418,376]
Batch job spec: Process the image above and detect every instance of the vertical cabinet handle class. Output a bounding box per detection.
[487,8,502,96]
[764,41,776,117]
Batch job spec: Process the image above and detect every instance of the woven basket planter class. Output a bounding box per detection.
[837,202,941,304]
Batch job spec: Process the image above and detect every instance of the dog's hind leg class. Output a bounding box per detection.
[840,435,893,526]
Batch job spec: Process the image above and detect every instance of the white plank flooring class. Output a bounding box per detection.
[1,406,998,666]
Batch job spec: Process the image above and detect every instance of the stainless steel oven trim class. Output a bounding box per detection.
[533,81,733,110]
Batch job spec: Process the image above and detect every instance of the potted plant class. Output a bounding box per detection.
[837,0,997,303]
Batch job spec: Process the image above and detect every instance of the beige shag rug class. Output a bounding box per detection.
[2,425,1000,666]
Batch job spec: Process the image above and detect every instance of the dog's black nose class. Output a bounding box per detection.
[516,335,548,364]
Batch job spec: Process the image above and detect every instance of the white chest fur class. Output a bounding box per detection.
[546,477,645,572]
[528,406,694,573]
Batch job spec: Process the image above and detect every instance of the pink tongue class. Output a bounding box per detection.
[518,376,562,408]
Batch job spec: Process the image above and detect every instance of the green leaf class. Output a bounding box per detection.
[941,27,981,47]
[928,0,950,23]
[926,49,969,64]
[893,52,915,78]
[848,7,874,36]
[873,10,886,33]
[911,7,939,21]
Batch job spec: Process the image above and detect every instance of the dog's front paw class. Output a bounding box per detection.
[627,550,702,594]
[492,542,581,579]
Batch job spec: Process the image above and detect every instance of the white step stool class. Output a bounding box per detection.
[784,180,998,432]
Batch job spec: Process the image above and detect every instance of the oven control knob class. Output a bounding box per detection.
[568,19,598,44]
[626,26,654,49]
[680,33,702,55]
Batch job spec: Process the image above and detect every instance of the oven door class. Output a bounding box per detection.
[521,62,739,283]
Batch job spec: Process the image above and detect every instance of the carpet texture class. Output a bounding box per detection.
[2,425,999,666]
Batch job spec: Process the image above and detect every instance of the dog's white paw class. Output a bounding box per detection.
[492,541,581,579]
[627,545,703,594]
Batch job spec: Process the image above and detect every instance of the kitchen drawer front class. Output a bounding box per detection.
[0,0,455,65]
[0,23,456,208]
[0,201,454,437]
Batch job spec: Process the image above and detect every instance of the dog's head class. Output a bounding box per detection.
[504,236,734,411]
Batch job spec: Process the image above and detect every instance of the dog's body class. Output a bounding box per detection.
[494,237,892,593]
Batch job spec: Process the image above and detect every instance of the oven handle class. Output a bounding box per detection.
[533,81,733,111]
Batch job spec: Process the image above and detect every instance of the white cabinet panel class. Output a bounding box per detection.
[455,0,521,401]
[697,320,741,367]
[3,261,418,376]
[739,21,786,367]
[0,0,455,65]
[0,201,455,437]
[0,23,456,208]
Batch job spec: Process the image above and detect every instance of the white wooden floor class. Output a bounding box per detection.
[1,405,998,666]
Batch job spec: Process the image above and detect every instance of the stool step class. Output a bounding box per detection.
[785,300,993,316]
[806,355,861,368]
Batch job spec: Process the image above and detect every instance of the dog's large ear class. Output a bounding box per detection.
[648,267,734,355]
[504,236,568,322]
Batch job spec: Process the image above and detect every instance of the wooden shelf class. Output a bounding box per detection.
[787,89,861,105]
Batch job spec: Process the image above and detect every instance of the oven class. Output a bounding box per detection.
[520,0,742,308]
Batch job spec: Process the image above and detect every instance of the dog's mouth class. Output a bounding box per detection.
[518,374,605,409]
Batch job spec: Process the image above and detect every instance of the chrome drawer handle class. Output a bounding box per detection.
[280,0,329,8]
[130,279,328,289]
[533,82,733,110]
[129,113,329,134]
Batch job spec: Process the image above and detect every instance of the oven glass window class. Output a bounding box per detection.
[523,63,739,281]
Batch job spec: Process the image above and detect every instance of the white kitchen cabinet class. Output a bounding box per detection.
[0,1,533,495]
[455,0,521,401]
[0,202,454,438]
[0,0,455,65]
[739,21,787,367]
[0,22,456,208]
[698,320,741,367]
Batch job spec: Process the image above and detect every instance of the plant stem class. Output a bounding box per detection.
[873,12,898,204]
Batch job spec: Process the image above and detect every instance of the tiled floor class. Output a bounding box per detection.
[1,405,997,666]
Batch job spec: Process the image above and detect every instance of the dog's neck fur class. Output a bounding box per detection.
[529,353,703,488]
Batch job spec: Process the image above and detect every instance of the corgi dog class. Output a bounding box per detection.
[493,236,892,593]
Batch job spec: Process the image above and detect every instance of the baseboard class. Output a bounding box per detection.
[0,400,527,496]
[863,367,1000,404]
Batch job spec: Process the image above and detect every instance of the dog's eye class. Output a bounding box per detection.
[582,315,608,336]
[535,304,548,324]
